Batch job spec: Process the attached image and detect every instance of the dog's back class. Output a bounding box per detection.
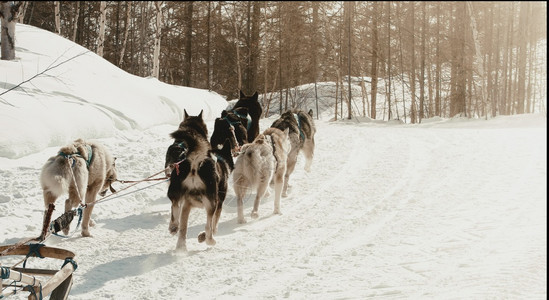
[40,139,95,198]
[233,134,276,190]
[210,111,248,155]
[165,110,210,177]
[233,91,263,142]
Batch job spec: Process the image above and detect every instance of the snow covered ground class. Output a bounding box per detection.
[1,24,547,299]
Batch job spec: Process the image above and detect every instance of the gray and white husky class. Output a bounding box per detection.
[232,127,291,223]
[270,109,316,197]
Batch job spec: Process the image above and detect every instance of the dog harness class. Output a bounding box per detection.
[58,145,93,169]
[267,134,279,170]
[293,113,305,141]
[232,109,253,132]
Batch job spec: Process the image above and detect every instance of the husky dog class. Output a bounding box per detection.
[197,138,235,242]
[39,139,117,240]
[232,127,291,223]
[270,109,316,197]
[166,109,221,251]
[231,90,263,142]
[209,109,248,156]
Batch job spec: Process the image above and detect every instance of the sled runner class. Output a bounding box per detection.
[1,244,77,300]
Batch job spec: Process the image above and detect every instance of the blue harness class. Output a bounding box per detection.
[232,110,253,132]
[58,144,93,168]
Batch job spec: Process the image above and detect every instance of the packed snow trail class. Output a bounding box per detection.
[0,115,546,299]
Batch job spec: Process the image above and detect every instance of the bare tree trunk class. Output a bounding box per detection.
[386,1,392,121]
[516,1,529,114]
[397,2,407,122]
[486,3,495,117]
[526,3,535,113]
[312,1,319,118]
[435,2,441,116]
[346,1,352,120]
[183,1,193,86]
[17,1,28,23]
[97,1,107,57]
[450,2,467,117]
[250,1,260,94]
[152,1,162,79]
[206,1,211,90]
[118,2,131,66]
[409,2,417,123]
[419,2,426,122]
[54,1,61,34]
[335,70,339,121]
[466,1,487,118]
[505,4,515,115]
[71,2,80,42]
[231,2,242,90]
[0,1,21,60]
[370,2,379,119]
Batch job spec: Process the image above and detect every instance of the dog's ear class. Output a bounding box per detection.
[198,109,203,119]
[221,110,228,118]
[252,91,258,99]
[184,109,189,120]
[239,90,245,98]
[308,109,314,118]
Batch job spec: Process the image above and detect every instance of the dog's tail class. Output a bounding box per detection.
[40,156,73,197]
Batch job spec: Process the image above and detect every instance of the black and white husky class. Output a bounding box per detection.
[165,109,232,251]
[232,127,291,223]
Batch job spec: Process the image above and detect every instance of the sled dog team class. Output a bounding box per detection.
[38,91,316,251]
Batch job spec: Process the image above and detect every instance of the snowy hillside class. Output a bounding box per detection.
[1,24,547,299]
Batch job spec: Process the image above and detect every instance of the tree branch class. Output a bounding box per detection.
[0,50,91,102]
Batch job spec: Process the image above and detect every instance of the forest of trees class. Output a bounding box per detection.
[3,1,547,122]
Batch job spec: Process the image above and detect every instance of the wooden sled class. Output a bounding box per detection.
[1,243,76,300]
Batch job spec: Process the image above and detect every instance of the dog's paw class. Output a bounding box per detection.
[237,218,247,224]
[197,232,206,243]
[206,238,216,246]
[251,211,259,219]
[81,229,92,237]
[169,225,179,235]
[62,228,70,236]
[89,219,96,227]
[175,241,187,252]
[273,209,281,215]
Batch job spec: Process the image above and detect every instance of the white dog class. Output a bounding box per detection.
[39,138,117,239]
[232,127,291,223]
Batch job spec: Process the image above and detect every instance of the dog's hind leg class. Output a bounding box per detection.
[212,187,226,234]
[273,169,285,215]
[251,176,270,219]
[283,151,299,197]
[81,182,101,237]
[198,197,217,246]
[234,176,248,224]
[302,138,315,172]
[175,200,192,251]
